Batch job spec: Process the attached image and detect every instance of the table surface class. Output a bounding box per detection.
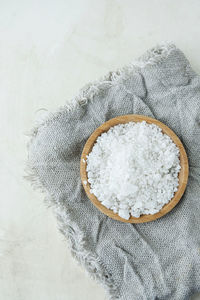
[1,0,200,299]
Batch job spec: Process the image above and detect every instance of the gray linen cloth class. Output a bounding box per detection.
[27,43,200,300]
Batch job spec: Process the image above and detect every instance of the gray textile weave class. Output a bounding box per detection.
[28,43,200,300]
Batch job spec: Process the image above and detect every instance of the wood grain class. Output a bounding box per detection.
[80,115,189,223]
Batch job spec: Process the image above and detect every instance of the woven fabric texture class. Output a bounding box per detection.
[28,44,200,300]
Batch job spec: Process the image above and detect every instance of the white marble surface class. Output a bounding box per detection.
[1,0,200,299]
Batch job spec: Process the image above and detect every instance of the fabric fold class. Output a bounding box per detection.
[27,43,200,300]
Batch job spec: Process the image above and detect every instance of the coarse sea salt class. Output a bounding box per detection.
[86,121,181,220]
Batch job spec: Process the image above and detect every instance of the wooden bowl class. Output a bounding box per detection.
[80,115,189,223]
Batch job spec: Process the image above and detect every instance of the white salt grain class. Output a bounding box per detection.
[86,121,181,220]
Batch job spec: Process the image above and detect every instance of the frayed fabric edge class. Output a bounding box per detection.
[56,205,119,299]
[25,164,120,299]
[27,42,176,147]
[25,42,176,300]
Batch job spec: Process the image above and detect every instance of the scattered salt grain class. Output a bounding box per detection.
[86,121,181,220]
[83,180,87,185]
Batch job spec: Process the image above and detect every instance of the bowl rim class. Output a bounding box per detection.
[80,114,189,223]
